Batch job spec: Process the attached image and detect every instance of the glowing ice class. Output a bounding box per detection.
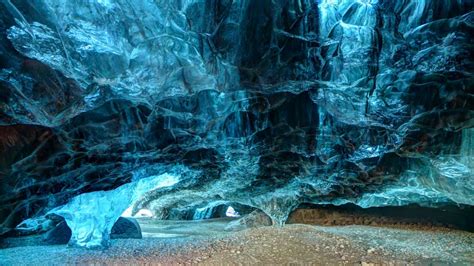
[48,173,179,249]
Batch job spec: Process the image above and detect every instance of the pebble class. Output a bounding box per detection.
[2,223,472,265]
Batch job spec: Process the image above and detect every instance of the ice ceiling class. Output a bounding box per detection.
[0,0,473,248]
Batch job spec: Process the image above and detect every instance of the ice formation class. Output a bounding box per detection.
[48,171,179,248]
[0,0,472,248]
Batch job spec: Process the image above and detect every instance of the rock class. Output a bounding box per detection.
[111,217,142,239]
[42,221,71,245]
[225,210,272,231]
[42,217,141,244]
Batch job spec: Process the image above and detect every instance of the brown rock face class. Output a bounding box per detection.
[287,205,474,231]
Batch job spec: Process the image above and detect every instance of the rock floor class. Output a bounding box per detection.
[0,220,473,265]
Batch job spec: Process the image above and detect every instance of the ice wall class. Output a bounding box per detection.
[0,0,472,243]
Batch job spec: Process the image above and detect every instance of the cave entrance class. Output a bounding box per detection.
[119,201,261,239]
[190,202,254,220]
[225,206,240,218]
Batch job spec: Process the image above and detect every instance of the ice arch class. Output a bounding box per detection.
[48,173,179,249]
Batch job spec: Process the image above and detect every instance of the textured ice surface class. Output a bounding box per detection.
[0,0,473,245]
[48,171,179,248]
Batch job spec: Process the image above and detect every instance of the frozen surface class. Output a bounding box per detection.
[0,0,473,246]
[48,171,180,248]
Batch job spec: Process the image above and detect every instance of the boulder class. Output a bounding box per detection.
[42,221,71,245]
[111,217,142,239]
[42,217,141,244]
[225,210,272,231]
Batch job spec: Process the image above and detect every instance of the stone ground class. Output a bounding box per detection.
[0,219,473,265]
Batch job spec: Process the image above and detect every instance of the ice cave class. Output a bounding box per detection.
[0,0,473,264]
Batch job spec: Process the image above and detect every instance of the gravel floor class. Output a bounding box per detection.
[0,222,473,265]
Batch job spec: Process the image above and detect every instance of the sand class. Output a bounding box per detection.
[0,219,473,265]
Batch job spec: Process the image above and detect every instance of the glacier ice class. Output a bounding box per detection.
[0,0,472,247]
[48,171,179,249]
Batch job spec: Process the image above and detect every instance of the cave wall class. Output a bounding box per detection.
[0,0,472,242]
